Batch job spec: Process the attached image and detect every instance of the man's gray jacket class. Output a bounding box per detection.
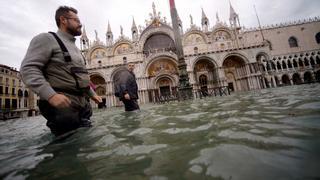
[20,30,89,100]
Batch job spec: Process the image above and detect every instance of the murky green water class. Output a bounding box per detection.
[1,84,320,180]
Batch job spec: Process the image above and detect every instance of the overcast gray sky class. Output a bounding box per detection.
[1,0,319,69]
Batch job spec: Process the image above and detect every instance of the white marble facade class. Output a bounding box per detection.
[80,3,320,107]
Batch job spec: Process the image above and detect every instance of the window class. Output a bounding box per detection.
[18,89,23,97]
[12,88,15,96]
[123,57,127,64]
[5,99,10,109]
[24,90,29,97]
[5,87,8,94]
[194,47,198,54]
[316,32,320,44]
[0,86,3,94]
[288,36,298,48]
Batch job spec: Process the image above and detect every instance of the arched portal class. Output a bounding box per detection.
[193,58,217,93]
[304,72,313,83]
[90,74,106,96]
[292,73,302,85]
[90,74,106,85]
[223,55,246,91]
[315,70,320,82]
[282,74,290,86]
[156,76,176,97]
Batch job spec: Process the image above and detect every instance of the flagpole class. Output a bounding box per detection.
[169,0,193,100]
[254,5,265,41]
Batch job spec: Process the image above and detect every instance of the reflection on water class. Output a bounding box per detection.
[1,84,320,179]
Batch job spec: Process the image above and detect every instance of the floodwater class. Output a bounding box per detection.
[1,84,320,180]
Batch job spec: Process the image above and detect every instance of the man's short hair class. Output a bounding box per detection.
[55,6,78,27]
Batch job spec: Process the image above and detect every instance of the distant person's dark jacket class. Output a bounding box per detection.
[114,68,138,101]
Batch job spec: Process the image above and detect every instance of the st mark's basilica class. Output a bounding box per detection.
[79,3,320,107]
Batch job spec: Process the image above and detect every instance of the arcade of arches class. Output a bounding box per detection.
[88,52,319,108]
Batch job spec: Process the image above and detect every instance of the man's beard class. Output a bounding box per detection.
[67,25,82,36]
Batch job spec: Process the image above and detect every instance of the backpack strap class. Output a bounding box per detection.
[48,32,71,62]
[47,32,83,90]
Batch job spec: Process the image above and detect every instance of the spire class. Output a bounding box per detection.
[229,2,237,20]
[131,17,137,31]
[201,8,209,31]
[80,25,89,50]
[229,0,240,28]
[81,25,88,39]
[120,25,124,37]
[152,2,157,17]
[216,12,220,23]
[177,13,181,23]
[107,21,112,33]
[189,14,194,25]
[201,8,208,23]
[201,8,207,21]
[106,21,113,46]
[94,30,99,42]
[131,17,139,41]
[177,12,183,34]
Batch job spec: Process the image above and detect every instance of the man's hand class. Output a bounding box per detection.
[48,94,71,108]
[91,95,102,104]
[124,93,130,100]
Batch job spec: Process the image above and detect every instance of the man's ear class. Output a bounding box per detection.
[59,16,67,27]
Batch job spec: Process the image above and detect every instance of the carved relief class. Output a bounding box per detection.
[159,78,171,86]
[195,60,215,72]
[148,59,178,77]
[114,43,133,55]
[185,33,205,45]
[212,30,231,42]
[90,48,107,59]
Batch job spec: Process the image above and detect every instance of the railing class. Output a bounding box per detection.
[154,86,231,103]
[155,94,179,103]
[194,86,231,99]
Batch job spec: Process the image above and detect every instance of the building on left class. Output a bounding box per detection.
[0,64,39,120]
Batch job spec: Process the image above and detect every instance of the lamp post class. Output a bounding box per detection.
[169,0,193,100]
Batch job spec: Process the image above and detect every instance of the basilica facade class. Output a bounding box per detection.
[80,3,320,107]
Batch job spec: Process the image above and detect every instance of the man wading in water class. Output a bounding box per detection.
[20,6,102,136]
[114,63,140,111]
